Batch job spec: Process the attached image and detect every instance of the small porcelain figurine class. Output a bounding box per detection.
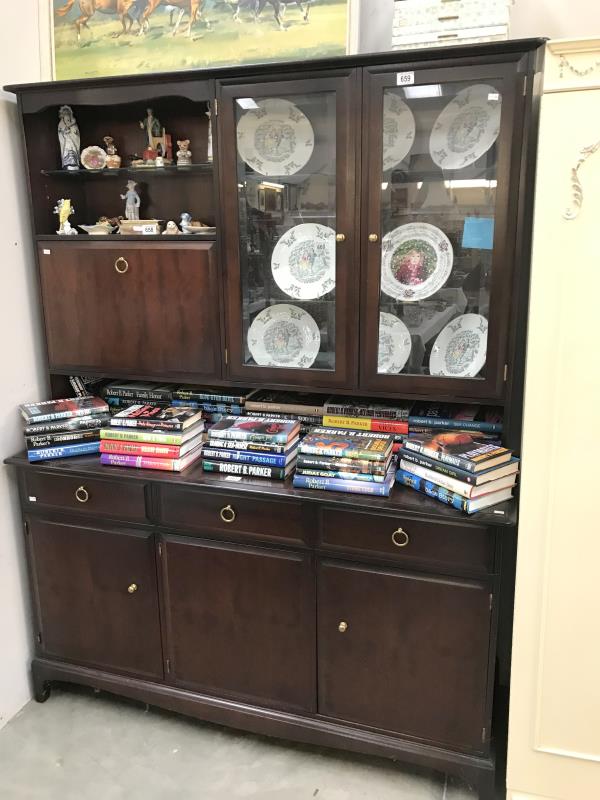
[155,155,165,168]
[163,220,180,235]
[120,180,140,221]
[140,108,162,149]
[58,106,80,170]
[206,109,213,162]
[180,211,194,232]
[176,139,192,167]
[103,136,122,169]
[54,198,78,234]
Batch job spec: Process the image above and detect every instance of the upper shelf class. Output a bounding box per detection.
[41,163,214,179]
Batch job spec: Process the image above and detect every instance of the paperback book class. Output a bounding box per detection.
[26,429,102,450]
[399,459,517,499]
[20,396,108,424]
[201,459,294,481]
[27,441,101,462]
[396,468,513,513]
[201,445,297,468]
[244,390,328,417]
[399,448,519,486]
[299,428,394,462]
[293,464,396,496]
[100,433,204,459]
[324,397,413,421]
[100,422,204,446]
[404,431,512,473]
[23,413,110,436]
[110,405,204,432]
[322,415,408,434]
[209,416,299,444]
[100,444,203,472]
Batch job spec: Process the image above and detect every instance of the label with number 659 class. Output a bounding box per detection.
[396,71,415,86]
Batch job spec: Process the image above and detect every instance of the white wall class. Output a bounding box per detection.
[511,0,600,40]
[0,0,49,729]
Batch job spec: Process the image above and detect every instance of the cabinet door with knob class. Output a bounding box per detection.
[160,533,316,712]
[38,241,221,380]
[318,559,494,752]
[26,517,163,679]
[217,70,360,389]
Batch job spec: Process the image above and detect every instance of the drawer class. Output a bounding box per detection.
[23,471,149,522]
[319,509,495,574]
[158,486,307,547]
[393,0,510,34]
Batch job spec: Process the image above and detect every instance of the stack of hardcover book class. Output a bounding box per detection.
[396,430,519,513]
[243,390,327,438]
[407,402,503,443]
[99,404,205,472]
[202,415,299,481]
[293,427,396,496]
[322,397,412,449]
[20,397,109,462]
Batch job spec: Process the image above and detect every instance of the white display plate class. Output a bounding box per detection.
[247,303,321,369]
[429,313,488,377]
[381,222,453,302]
[237,98,314,177]
[271,223,336,300]
[378,312,412,373]
[383,93,416,171]
[429,84,502,169]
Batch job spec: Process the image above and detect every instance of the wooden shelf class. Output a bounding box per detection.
[41,163,214,179]
[36,234,216,243]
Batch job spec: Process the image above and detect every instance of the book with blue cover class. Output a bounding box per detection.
[201,444,297,468]
[399,447,519,486]
[396,468,512,513]
[293,464,396,496]
[408,402,503,434]
[27,441,101,462]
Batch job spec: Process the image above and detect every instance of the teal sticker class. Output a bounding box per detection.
[462,217,494,250]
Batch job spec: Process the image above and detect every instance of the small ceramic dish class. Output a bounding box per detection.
[81,146,108,171]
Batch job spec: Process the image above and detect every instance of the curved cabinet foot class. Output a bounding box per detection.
[34,681,52,703]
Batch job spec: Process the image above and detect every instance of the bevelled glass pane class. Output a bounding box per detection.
[235,92,337,371]
[377,81,502,380]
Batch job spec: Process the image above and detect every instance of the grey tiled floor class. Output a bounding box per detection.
[0,687,477,799]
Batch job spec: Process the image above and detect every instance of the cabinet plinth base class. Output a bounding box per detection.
[31,657,496,795]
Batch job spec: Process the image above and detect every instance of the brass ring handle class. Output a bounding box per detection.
[127,583,138,594]
[220,504,236,524]
[338,621,348,633]
[368,233,379,243]
[114,257,129,274]
[335,233,346,242]
[75,485,89,503]
[391,528,410,548]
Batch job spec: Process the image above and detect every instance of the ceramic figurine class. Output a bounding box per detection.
[180,211,194,232]
[206,109,213,162]
[103,136,122,169]
[163,220,180,235]
[176,139,192,167]
[155,155,165,168]
[58,105,80,170]
[120,180,140,221]
[140,108,162,149]
[54,198,78,234]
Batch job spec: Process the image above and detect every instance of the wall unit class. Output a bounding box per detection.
[5,38,545,800]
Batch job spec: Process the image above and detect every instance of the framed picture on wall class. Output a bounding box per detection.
[50,0,360,81]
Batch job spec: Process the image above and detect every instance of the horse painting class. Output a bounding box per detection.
[55,0,139,40]
[138,0,209,36]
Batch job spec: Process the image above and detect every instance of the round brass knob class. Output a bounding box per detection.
[127,583,138,594]
[335,233,346,242]
[115,257,129,274]
[392,528,409,548]
[220,504,236,524]
[368,233,379,243]
[75,485,89,503]
[338,621,348,633]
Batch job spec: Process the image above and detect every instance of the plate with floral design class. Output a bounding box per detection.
[271,223,336,300]
[383,93,416,171]
[429,313,488,378]
[378,312,412,374]
[429,84,502,170]
[381,222,453,302]
[81,145,107,171]
[247,304,321,369]
[237,98,314,177]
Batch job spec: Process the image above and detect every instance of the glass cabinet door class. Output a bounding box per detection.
[360,63,523,399]
[218,73,359,388]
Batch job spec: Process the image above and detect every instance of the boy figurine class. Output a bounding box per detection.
[120,180,140,221]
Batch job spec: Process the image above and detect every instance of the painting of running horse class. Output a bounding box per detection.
[52,0,354,80]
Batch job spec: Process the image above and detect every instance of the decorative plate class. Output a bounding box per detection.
[380,222,453,302]
[247,304,321,369]
[378,312,412,374]
[236,98,314,176]
[271,223,336,300]
[382,93,416,171]
[429,84,502,170]
[80,146,107,171]
[429,313,488,378]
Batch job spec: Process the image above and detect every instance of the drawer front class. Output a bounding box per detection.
[23,471,148,522]
[320,508,494,574]
[159,485,306,546]
[393,0,510,34]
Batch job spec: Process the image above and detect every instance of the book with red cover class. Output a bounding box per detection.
[110,404,203,431]
[100,432,204,459]
[100,444,203,472]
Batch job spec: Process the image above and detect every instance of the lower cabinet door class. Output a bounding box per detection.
[318,559,492,752]
[161,534,316,712]
[28,518,163,679]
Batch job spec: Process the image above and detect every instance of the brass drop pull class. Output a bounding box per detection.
[114,257,129,274]
[127,583,138,594]
[338,621,348,633]
[335,233,346,242]
[220,504,236,523]
[75,485,89,503]
[368,233,379,243]
[392,528,410,548]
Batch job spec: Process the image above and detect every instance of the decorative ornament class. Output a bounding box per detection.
[177,140,192,166]
[54,198,78,235]
[120,180,140,221]
[563,139,600,220]
[58,105,80,171]
[103,136,122,169]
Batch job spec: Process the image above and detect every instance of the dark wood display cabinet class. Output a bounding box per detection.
[5,38,545,800]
